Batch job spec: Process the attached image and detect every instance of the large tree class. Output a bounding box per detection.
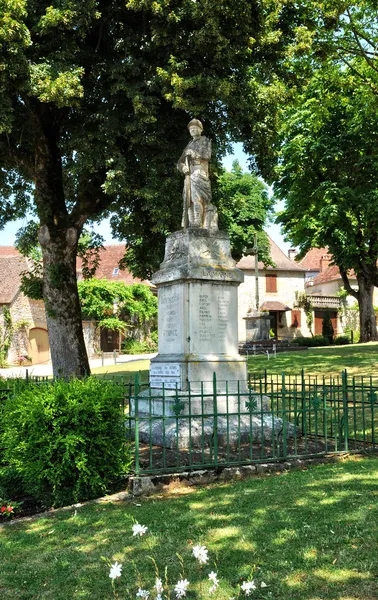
[0,1,315,377]
[275,64,378,342]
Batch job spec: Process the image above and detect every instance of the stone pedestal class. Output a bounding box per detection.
[149,227,247,396]
[244,310,271,342]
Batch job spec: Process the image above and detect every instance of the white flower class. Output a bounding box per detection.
[174,578,189,598]
[132,523,148,536]
[155,578,163,594]
[156,596,162,600]
[208,570,219,594]
[261,581,267,588]
[192,544,208,564]
[136,589,150,598]
[241,580,256,595]
[109,561,122,579]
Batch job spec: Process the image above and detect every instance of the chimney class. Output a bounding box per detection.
[288,248,298,261]
[321,254,332,271]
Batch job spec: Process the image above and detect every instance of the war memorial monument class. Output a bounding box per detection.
[134,120,292,447]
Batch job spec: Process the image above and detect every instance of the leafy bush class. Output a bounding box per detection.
[1,378,132,507]
[334,335,351,345]
[290,335,330,347]
[322,311,334,344]
[122,336,158,354]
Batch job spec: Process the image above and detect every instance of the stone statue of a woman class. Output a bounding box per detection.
[177,119,218,231]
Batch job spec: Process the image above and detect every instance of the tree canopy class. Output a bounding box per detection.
[0,0,330,376]
[274,62,378,341]
[215,160,273,264]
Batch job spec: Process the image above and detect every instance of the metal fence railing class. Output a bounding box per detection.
[126,370,378,475]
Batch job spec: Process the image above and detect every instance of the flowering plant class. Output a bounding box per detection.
[105,521,268,599]
[0,498,19,519]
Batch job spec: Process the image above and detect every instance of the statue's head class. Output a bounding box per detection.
[188,119,203,138]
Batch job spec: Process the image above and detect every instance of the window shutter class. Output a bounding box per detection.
[266,273,277,293]
[291,310,301,328]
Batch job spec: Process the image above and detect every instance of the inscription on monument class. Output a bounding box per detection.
[199,293,214,343]
[150,363,182,389]
[218,294,230,341]
[160,291,180,342]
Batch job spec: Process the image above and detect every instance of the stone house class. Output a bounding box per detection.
[0,245,154,364]
[0,249,48,365]
[236,238,310,342]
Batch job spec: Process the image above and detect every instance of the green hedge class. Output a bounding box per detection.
[290,335,330,347]
[1,378,133,507]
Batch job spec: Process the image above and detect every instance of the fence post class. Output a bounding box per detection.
[342,369,349,452]
[282,372,287,458]
[212,372,218,467]
[101,352,104,367]
[113,350,117,364]
[26,368,29,383]
[134,372,140,476]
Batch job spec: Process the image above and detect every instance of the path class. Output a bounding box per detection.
[0,353,157,378]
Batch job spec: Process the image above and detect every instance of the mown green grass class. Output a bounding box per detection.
[90,343,378,380]
[248,342,378,378]
[1,456,378,599]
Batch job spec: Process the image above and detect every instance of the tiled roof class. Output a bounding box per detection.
[0,255,29,304]
[298,248,328,271]
[76,245,153,287]
[309,265,356,286]
[237,237,306,272]
[260,301,292,311]
[0,246,21,257]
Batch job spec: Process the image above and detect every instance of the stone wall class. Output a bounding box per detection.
[7,291,47,361]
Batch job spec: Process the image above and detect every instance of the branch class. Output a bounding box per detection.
[340,267,359,300]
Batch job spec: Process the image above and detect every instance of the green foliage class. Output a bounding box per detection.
[1,378,133,507]
[290,335,329,348]
[294,290,314,335]
[334,335,351,346]
[121,336,158,355]
[0,307,13,366]
[322,311,334,344]
[215,160,274,262]
[78,280,157,326]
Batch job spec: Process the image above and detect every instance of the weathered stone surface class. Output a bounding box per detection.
[131,413,297,449]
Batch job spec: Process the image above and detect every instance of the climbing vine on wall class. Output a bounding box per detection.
[0,307,14,366]
[294,291,314,336]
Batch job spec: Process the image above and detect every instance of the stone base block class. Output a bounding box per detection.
[131,388,269,416]
[131,414,297,449]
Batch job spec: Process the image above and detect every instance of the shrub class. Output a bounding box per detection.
[322,311,334,344]
[1,377,133,507]
[122,336,157,354]
[334,335,351,345]
[290,335,330,347]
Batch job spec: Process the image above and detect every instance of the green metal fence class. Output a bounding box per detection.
[126,370,378,475]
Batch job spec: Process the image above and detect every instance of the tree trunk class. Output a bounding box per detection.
[357,274,378,343]
[33,105,90,378]
[38,225,90,378]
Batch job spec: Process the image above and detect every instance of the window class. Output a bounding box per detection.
[265,273,277,293]
[291,310,301,328]
[112,268,119,276]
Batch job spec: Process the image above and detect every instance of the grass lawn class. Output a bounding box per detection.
[91,359,150,380]
[248,342,378,378]
[89,343,378,380]
[1,456,378,599]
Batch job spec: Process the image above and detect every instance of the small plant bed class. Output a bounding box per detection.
[137,439,375,473]
[1,456,378,599]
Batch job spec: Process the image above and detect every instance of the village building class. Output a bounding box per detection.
[237,238,310,342]
[0,245,153,365]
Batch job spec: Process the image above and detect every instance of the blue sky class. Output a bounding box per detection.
[0,144,291,254]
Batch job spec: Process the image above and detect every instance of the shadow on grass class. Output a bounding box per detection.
[248,343,378,377]
[1,456,378,599]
